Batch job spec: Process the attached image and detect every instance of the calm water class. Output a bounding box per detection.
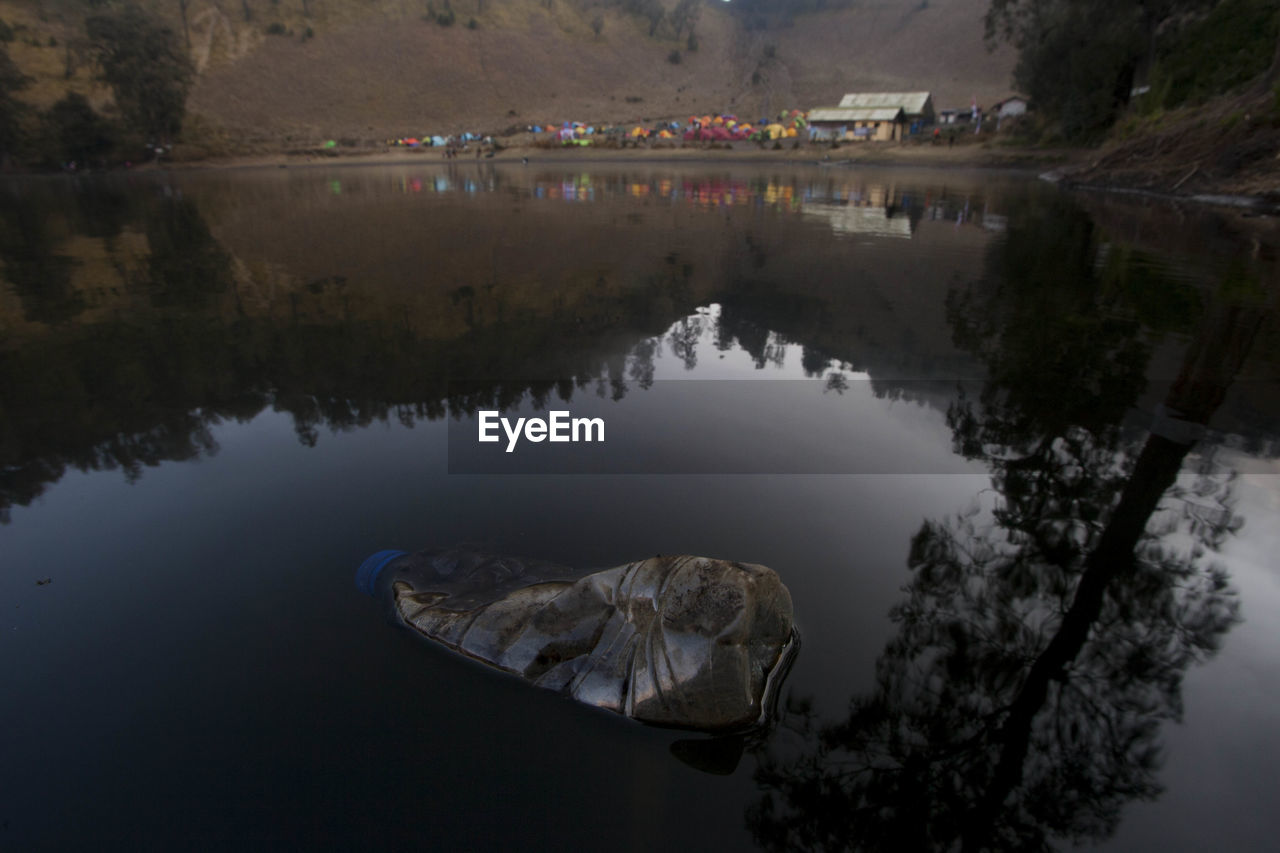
[2,163,1278,851]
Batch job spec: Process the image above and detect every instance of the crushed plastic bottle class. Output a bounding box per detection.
[357,548,798,732]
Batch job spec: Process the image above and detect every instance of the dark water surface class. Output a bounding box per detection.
[2,163,1278,851]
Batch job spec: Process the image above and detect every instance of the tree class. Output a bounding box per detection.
[178,0,191,49]
[983,0,1215,139]
[43,92,116,167]
[85,4,194,145]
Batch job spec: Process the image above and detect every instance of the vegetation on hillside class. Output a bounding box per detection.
[1143,0,1280,110]
[85,4,193,143]
[986,0,1280,142]
[0,2,191,168]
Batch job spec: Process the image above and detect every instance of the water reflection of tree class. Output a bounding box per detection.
[0,184,84,326]
[747,200,1270,852]
[0,185,706,519]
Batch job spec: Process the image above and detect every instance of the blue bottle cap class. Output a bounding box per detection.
[356,550,407,597]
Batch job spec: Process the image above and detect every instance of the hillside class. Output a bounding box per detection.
[1065,87,1280,201]
[1,0,1014,148]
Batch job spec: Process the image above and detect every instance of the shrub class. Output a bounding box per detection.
[266,22,286,35]
[85,6,194,143]
[1148,0,1280,109]
[467,17,477,28]
[667,49,681,64]
[43,92,116,166]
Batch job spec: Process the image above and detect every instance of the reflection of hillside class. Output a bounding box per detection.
[0,175,724,519]
[5,168,1271,521]
[190,166,997,387]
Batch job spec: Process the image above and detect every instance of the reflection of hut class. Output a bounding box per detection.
[802,203,913,238]
[808,107,905,142]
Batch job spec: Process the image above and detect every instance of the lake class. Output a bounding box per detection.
[2,162,1278,851]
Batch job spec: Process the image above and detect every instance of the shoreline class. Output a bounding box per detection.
[1057,179,1280,215]
[168,140,1078,173]
[165,143,1280,213]
[13,141,1276,213]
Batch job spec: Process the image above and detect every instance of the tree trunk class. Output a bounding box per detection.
[960,293,1266,853]
[1264,32,1280,88]
[178,0,190,51]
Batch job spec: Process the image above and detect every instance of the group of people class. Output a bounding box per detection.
[442,135,498,160]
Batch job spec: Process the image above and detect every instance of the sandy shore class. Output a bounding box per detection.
[173,140,1080,172]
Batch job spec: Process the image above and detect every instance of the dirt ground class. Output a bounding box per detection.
[1063,89,1280,204]
[173,137,1079,173]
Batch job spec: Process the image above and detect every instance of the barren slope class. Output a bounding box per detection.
[1,0,1015,146]
[184,0,1014,143]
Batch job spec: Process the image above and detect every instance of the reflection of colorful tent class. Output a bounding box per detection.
[431,135,446,146]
